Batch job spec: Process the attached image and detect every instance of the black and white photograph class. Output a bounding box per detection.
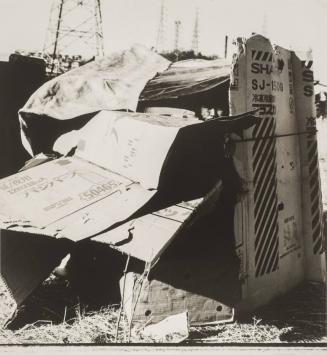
[0,0,326,350]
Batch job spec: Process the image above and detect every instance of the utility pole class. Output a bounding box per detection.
[43,0,105,75]
[192,8,199,54]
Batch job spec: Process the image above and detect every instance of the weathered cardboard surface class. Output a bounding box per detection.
[0,156,155,239]
[93,204,194,263]
[1,106,242,307]
[230,34,326,313]
[230,35,304,310]
[317,117,327,209]
[54,110,198,189]
[0,155,155,305]
[53,110,258,194]
[120,258,237,326]
[3,36,307,320]
[118,178,241,326]
[93,181,222,263]
[292,49,326,279]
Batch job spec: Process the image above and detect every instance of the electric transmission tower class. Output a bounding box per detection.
[192,8,199,54]
[43,0,105,75]
[174,20,181,51]
[155,0,167,53]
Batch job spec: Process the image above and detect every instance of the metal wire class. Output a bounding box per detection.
[233,129,317,143]
[115,254,130,343]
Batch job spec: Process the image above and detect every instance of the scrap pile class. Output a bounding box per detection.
[0,45,259,334]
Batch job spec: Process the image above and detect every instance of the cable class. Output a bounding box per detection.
[233,129,317,143]
[314,81,327,88]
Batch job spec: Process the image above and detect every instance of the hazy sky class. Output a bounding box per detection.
[0,0,326,82]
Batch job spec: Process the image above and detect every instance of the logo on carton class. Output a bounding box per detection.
[79,180,122,201]
[251,50,285,75]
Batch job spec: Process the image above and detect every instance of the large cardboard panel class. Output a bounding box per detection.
[292,51,326,280]
[93,181,222,263]
[229,34,317,311]
[120,258,237,327]
[93,203,197,263]
[118,179,241,326]
[317,117,327,209]
[0,156,155,239]
[271,45,304,294]
[0,155,156,305]
[54,110,257,194]
[230,38,251,298]
[54,110,191,189]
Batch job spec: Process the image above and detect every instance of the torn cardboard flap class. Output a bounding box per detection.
[93,204,193,263]
[93,181,222,263]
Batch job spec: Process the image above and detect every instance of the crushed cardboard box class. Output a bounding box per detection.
[0,109,257,326]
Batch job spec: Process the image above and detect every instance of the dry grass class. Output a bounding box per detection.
[0,276,326,345]
[0,277,176,344]
[187,281,326,344]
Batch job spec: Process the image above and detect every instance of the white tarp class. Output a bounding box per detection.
[18,45,171,156]
[139,58,231,101]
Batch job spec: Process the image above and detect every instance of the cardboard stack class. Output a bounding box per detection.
[0,109,258,326]
[2,34,325,332]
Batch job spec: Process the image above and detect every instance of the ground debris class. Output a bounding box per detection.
[0,278,326,344]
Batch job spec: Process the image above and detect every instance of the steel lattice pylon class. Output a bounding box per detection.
[43,0,105,75]
[192,8,199,54]
[155,0,167,53]
[174,20,181,51]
